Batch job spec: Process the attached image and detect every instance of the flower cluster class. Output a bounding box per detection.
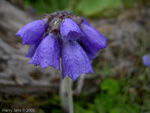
[142,54,150,68]
[16,11,107,81]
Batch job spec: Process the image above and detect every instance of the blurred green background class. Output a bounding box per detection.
[0,0,150,113]
[23,0,148,18]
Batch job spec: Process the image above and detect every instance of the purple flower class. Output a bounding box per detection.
[79,24,106,60]
[16,19,47,45]
[62,41,94,81]
[142,54,150,68]
[60,18,83,42]
[29,33,60,70]
[15,11,107,81]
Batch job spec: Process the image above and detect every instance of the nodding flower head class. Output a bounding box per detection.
[15,10,107,81]
[142,54,150,68]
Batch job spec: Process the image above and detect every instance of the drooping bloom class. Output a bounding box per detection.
[142,54,150,68]
[15,11,107,81]
[16,19,47,44]
[62,41,94,81]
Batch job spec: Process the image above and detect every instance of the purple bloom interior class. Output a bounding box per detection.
[60,18,83,42]
[57,36,63,57]
[16,11,107,81]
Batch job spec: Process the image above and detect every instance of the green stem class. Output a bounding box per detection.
[66,77,74,113]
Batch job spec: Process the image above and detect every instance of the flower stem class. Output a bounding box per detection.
[66,77,74,113]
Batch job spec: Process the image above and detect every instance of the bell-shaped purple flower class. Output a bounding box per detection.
[15,19,47,45]
[16,11,107,81]
[79,24,107,59]
[62,41,94,81]
[142,54,150,68]
[29,33,60,70]
[60,18,83,42]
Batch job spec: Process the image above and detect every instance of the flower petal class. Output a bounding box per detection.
[26,43,39,58]
[79,24,107,59]
[15,19,47,45]
[78,41,96,60]
[29,33,60,70]
[62,41,94,81]
[60,18,83,42]
[57,35,63,57]
[142,54,150,68]
[85,51,96,60]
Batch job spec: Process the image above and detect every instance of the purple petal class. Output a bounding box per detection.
[57,35,63,57]
[79,24,107,60]
[62,41,94,81]
[60,18,83,42]
[142,54,150,68]
[86,51,96,60]
[15,19,47,45]
[29,33,60,70]
[26,43,39,58]
[78,41,96,60]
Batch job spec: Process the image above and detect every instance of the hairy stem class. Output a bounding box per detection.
[67,77,74,113]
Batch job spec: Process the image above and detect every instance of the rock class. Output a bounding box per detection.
[0,0,61,95]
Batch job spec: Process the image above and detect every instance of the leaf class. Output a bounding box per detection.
[110,108,122,113]
[76,0,120,17]
[100,78,120,95]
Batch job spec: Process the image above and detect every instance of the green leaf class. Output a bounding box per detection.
[101,78,120,95]
[76,0,120,17]
[110,108,122,113]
